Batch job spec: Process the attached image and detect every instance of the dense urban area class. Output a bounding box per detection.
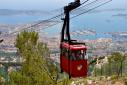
[0,23,127,85]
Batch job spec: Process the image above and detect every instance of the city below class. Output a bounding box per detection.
[0,26,127,63]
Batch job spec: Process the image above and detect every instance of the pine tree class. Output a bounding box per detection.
[10,31,71,85]
[10,31,54,85]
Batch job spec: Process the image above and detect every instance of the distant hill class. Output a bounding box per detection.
[0,9,51,16]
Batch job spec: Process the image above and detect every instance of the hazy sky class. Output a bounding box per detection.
[0,0,126,10]
[0,0,68,10]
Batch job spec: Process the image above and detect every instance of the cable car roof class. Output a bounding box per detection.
[62,42,87,50]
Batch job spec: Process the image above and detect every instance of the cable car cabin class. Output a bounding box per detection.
[60,0,88,78]
[60,42,88,78]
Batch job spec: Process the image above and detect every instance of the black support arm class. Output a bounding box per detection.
[61,0,81,44]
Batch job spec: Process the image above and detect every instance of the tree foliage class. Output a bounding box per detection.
[108,52,127,76]
[9,31,72,85]
[10,31,56,85]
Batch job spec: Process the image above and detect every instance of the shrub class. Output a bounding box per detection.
[111,75,118,80]
[124,77,127,85]
[110,75,118,84]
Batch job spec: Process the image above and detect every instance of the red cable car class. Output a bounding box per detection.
[60,42,88,78]
[60,0,88,78]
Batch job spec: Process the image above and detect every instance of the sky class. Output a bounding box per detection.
[0,0,126,10]
[0,0,68,10]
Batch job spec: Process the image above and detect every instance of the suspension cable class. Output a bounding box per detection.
[3,0,112,35]
[7,0,91,34]
[72,0,112,18]
[35,0,112,32]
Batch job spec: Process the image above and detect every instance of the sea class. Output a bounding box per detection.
[0,11,127,40]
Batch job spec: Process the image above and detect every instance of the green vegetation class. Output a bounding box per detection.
[0,76,5,85]
[8,31,72,85]
[108,52,127,77]
[123,77,127,85]
[93,52,127,77]
[10,31,58,85]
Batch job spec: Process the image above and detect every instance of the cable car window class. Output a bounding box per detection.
[70,50,85,60]
[61,47,69,59]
